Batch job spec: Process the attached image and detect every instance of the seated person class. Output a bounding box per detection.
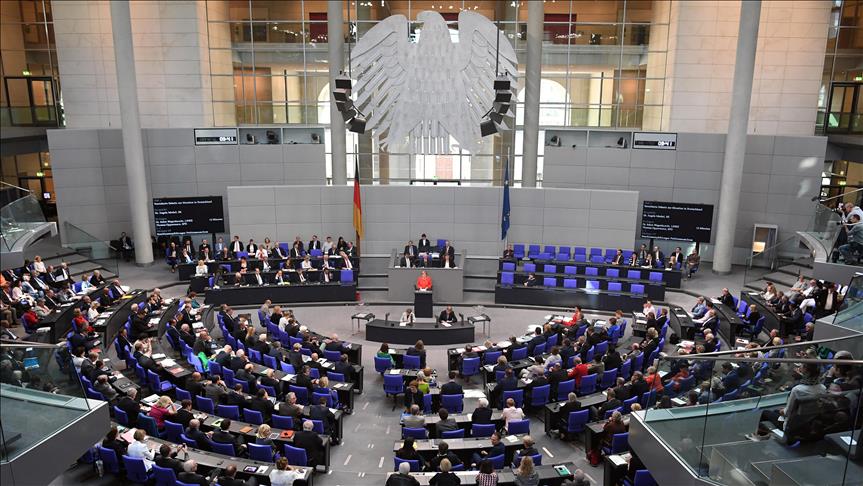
[438,305,457,324]
[471,432,505,467]
[512,436,539,466]
[396,436,428,470]
[523,273,540,287]
[502,244,515,260]
[435,408,459,437]
[400,308,415,325]
[427,441,462,472]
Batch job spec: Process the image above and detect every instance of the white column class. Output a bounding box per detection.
[712,0,761,274]
[110,1,153,265]
[328,0,347,186]
[521,0,543,188]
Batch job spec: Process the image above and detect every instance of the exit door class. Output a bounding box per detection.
[3,76,59,126]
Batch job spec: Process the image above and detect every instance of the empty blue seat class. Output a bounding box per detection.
[503,389,524,408]
[630,284,645,294]
[283,444,308,466]
[557,247,571,261]
[557,379,575,401]
[564,265,577,275]
[578,374,597,396]
[574,247,586,255]
[565,409,589,435]
[514,244,525,259]
[590,247,602,256]
[402,427,428,439]
[528,245,540,258]
[543,264,556,273]
[524,263,536,273]
[502,262,516,272]
[472,423,496,437]
[585,280,600,290]
[500,272,514,286]
[340,269,354,283]
[441,394,465,413]
[122,455,152,483]
[248,443,275,462]
[606,268,620,278]
[217,404,240,420]
[590,255,605,263]
[608,281,623,292]
[574,254,587,262]
[403,354,421,369]
[563,278,578,289]
[543,277,557,287]
[507,419,530,435]
[627,270,641,279]
[585,267,598,276]
[604,249,617,262]
[648,272,663,282]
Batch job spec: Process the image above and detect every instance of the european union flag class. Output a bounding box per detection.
[501,161,511,240]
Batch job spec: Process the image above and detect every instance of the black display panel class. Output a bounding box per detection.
[640,201,714,242]
[153,196,225,236]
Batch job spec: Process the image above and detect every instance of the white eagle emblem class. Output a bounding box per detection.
[351,10,517,154]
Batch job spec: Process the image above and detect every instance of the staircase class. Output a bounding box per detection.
[21,233,119,281]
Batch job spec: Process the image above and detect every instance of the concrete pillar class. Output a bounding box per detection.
[328,1,347,186]
[109,1,152,265]
[521,0,543,187]
[712,0,761,274]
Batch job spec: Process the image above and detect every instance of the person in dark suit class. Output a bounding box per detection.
[333,354,353,382]
[295,365,316,393]
[427,441,462,472]
[403,240,418,264]
[718,288,735,308]
[228,349,247,372]
[184,419,210,450]
[117,388,142,427]
[438,306,457,324]
[403,381,425,410]
[471,398,493,424]
[591,388,623,421]
[294,420,325,467]
[440,371,464,396]
[177,460,211,486]
[210,418,244,453]
[439,241,455,267]
[395,437,428,470]
[204,376,229,404]
[249,388,276,421]
[224,383,250,409]
[102,426,128,462]
[217,465,256,486]
[546,362,568,398]
[287,344,304,370]
[611,249,625,265]
[651,246,664,268]
[309,396,337,440]
[246,239,258,255]
[526,328,544,355]
[470,432,505,466]
[277,393,304,426]
[417,234,432,253]
[173,399,195,428]
[154,443,185,473]
[308,235,322,251]
[406,340,427,368]
[781,302,804,332]
[178,324,196,348]
[524,273,540,287]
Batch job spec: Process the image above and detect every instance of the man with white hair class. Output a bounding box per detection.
[403,404,425,429]
[471,397,493,424]
[386,460,420,486]
[177,459,209,486]
[294,420,325,467]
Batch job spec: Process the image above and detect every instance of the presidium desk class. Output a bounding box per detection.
[204,281,357,306]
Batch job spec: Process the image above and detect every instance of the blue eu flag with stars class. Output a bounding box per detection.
[501,162,511,240]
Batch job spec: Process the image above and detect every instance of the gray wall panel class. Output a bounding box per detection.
[227,186,638,257]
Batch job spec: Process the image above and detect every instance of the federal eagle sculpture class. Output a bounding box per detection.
[351,10,517,154]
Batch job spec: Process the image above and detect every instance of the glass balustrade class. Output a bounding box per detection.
[642,335,863,486]
[0,193,49,253]
[61,221,119,278]
[0,340,94,463]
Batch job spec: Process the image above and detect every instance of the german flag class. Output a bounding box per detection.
[353,159,364,241]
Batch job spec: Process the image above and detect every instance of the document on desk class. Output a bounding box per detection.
[399,322,407,327]
[388,369,401,375]
[280,374,296,381]
[710,298,722,305]
[160,358,176,367]
[842,436,858,446]
[442,322,451,327]
[151,353,166,360]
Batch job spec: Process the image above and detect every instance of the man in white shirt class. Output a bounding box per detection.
[322,236,334,254]
[642,301,657,319]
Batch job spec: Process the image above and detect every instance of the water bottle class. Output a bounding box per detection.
[95,457,104,478]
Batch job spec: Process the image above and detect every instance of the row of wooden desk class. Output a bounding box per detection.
[39,283,110,342]
[203,283,357,306]
[494,285,649,312]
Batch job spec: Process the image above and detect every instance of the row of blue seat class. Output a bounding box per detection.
[500,272,648,293]
[503,262,668,282]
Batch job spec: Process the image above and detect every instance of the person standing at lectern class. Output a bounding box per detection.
[439,306,457,324]
[416,271,432,291]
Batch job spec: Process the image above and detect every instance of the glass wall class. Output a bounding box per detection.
[204,0,670,184]
[0,0,62,127]
[819,0,862,133]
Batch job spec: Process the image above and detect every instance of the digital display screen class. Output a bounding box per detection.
[153,196,225,236]
[640,201,714,242]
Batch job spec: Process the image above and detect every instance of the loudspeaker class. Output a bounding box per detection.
[340,107,355,121]
[489,111,504,125]
[336,97,354,113]
[493,101,510,114]
[494,78,511,91]
[348,115,366,134]
[494,91,512,103]
[480,119,498,137]
[333,88,350,102]
[335,76,352,90]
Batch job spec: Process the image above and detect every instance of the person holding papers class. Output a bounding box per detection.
[400,308,415,324]
[439,305,457,324]
[416,270,432,291]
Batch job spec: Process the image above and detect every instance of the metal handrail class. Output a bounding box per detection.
[0,181,30,193]
[660,334,859,359]
[819,187,863,203]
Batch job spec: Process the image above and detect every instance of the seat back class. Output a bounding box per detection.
[600,368,617,389]
[557,379,575,401]
[403,354,421,369]
[488,453,505,469]
[567,409,590,433]
[196,396,215,414]
[620,359,632,380]
[97,446,120,474]
[113,406,130,426]
[513,244,525,258]
[524,263,536,273]
[610,432,629,453]
[163,420,183,442]
[578,374,597,395]
[394,457,421,472]
[210,440,235,456]
[328,371,346,382]
[507,419,530,435]
[502,389,524,408]
[542,277,557,287]
[383,374,404,395]
[441,394,465,413]
[512,346,528,361]
[340,269,353,283]
[627,270,641,279]
[374,356,393,373]
[137,413,160,437]
[530,384,550,406]
[272,414,293,429]
[243,408,264,425]
[630,284,645,294]
[586,280,600,290]
[649,272,663,282]
[402,427,428,439]
[441,428,464,439]
[248,442,274,462]
[217,404,240,420]
[574,254,587,262]
[483,350,502,365]
[121,455,150,483]
[500,272,514,286]
[152,464,177,486]
[563,278,578,289]
[283,444,308,466]
[585,267,598,276]
[543,264,557,274]
[472,423,496,438]
[528,245,540,258]
[502,262,516,272]
[289,385,309,405]
[606,268,620,278]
